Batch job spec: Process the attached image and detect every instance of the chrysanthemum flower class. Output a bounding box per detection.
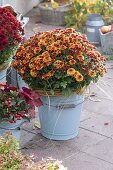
[30,69,37,77]
[43,56,52,63]
[67,68,76,76]
[75,73,84,82]
[54,60,65,69]
[76,55,84,61]
[69,59,76,65]
[88,70,96,77]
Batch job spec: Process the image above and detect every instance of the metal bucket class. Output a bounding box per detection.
[17,73,28,90]
[0,120,22,141]
[0,69,7,83]
[38,94,84,140]
[86,14,104,45]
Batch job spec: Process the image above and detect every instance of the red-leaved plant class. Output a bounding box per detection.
[0,83,42,123]
[0,7,24,65]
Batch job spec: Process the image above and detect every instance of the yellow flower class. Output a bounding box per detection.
[22,60,28,65]
[33,47,41,54]
[67,55,73,60]
[29,62,34,69]
[62,37,70,44]
[77,43,82,49]
[89,70,96,77]
[42,70,55,80]
[67,68,76,76]
[75,73,84,82]
[38,40,46,47]
[99,71,105,77]
[44,61,51,66]
[36,64,43,70]
[19,68,25,74]
[69,43,76,49]
[76,55,84,61]
[35,56,43,62]
[42,51,50,57]
[30,69,37,77]
[65,28,75,33]
[12,61,19,68]
[43,56,52,63]
[54,60,64,69]
[73,71,81,80]
[69,59,76,65]
[46,45,53,51]
[61,45,67,50]
[26,54,32,60]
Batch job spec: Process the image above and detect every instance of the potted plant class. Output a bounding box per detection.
[12,28,106,140]
[0,83,42,140]
[0,132,67,169]
[0,6,24,82]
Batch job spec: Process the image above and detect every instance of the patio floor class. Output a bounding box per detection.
[20,6,113,170]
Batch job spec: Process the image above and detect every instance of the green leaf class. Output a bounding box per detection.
[60,81,67,88]
[53,83,60,89]
[50,89,55,95]
[62,88,72,96]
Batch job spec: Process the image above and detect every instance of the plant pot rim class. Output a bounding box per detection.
[38,2,72,11]
[31,87,86,96]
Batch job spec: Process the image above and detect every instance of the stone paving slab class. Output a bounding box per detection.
[81,113,113,137]
[84,138,113,164]
[63,152,113,170]
[80,109,96,122]
[21,124,106,170]
[21,126,105,151]
[83,97,113,116]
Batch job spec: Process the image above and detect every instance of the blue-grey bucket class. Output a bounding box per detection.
[86,14,104,45]
[38,94,84,140]
[0,120,22,141]
[0,68,7,83]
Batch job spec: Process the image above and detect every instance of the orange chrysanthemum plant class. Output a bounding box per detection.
[12,28,106,95]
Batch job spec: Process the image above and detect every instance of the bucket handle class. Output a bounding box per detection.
[44,100,84,109]
[56,104,76,109]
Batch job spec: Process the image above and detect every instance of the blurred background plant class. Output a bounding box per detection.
[65,0,113,31]
[42,0,71,8]
[89,0,113,25]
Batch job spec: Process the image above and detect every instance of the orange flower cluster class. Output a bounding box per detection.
[12,28,106,94]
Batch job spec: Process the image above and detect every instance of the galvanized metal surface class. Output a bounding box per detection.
[86,14,104,45]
